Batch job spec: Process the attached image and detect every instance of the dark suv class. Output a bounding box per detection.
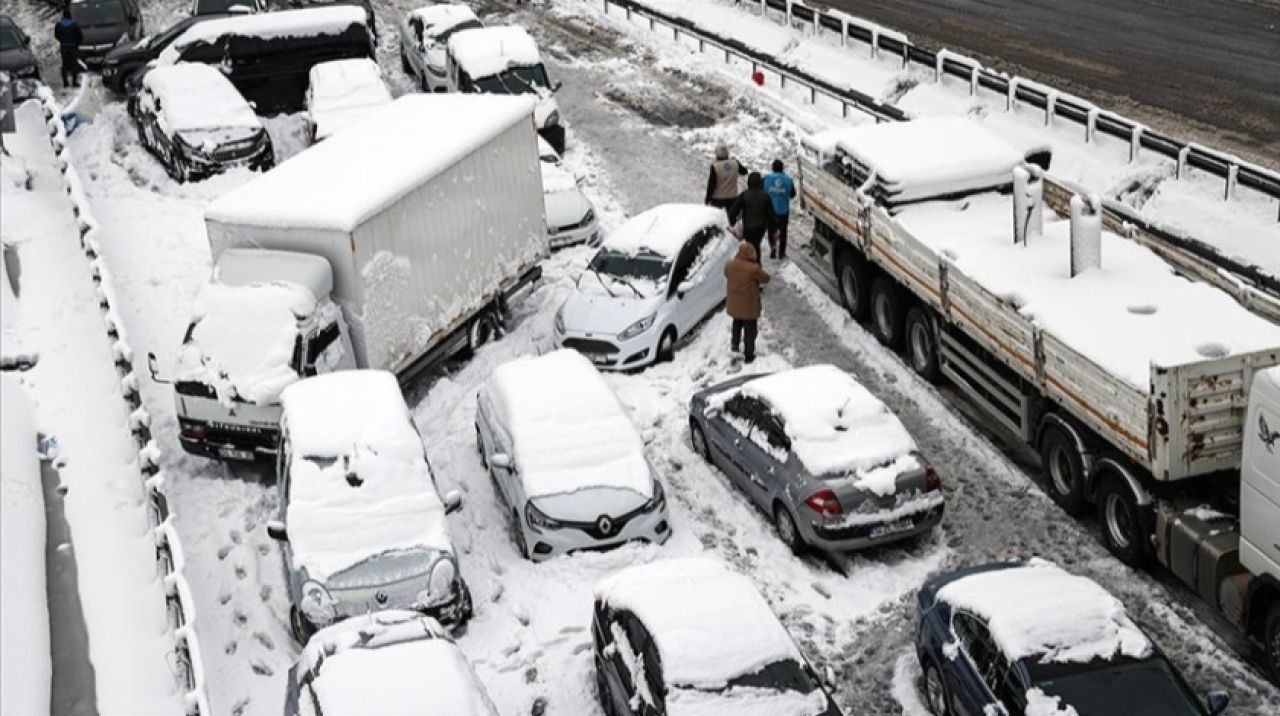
[70,0,144,67]
[0,15,40,85]
[101,14,225,94]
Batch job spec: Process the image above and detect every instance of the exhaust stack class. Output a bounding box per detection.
[1012,165,1044,245]
[1069,193,1102,277]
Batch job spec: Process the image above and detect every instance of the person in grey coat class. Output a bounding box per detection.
[705,144,747,215]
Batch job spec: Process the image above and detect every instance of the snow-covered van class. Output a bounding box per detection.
[158,94,546,461]
[446,26,565,153]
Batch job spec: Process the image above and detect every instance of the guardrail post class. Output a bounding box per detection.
[970,65,979,95]
[842,102,849,118]
[649,16,655,31]
[1176,145,1190,179]
[1129,125,1143,163]
[780,73,786,89]
[698,38,705,52]
[935,51,945,82]
[625,6,631,21]
[673,26,679,41]
[1007,77,1019,111]
[1086,109,1098,143]
[1225,164,1238,201]
[810,86,817,104]
[760,0,767,17]
[840,20,847,47]
[1045,91,1057,127]
[725,49,731,63]
[901,44,909,69]
[785,2,793,26]
[813,11,820,36]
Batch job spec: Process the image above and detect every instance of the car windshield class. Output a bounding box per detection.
[679,658,821,696]
[589,249,669,283]
[430,19,481,44]
[72,1,127,27]
[196,0,253,14]
[1029,657,1205,716]
[326,547,434,590]
[472,64,549,95]
[0,26,22,51]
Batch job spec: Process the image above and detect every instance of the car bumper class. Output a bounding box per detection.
[177,418,279,462]
[802,492,945,552]
[184,142,274,180]
[548,220,599,250]
[553,325,661,371]
[523,505,671,562]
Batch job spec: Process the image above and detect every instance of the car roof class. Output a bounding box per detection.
[448,25,541,77]
[602,203,726,259]
[143,63,261,133]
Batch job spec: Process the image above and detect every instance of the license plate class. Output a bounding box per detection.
[870,518,914,539]
[585,353,610,365]
[219,447,255,461]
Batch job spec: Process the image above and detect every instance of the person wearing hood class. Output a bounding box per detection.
[724,241,770,363]
[54,8,83,88]
[705,144,747,214]
[728,172,776,263]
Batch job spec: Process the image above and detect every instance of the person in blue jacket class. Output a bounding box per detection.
[54,8,83,88]
[763,159,796,260]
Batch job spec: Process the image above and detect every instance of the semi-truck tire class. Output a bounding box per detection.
[835,249,872,321]
[905,306,940,381]
[1038,423,1088,515]
[1266,603,1280,684]
[1096,474,1152,567]
[870,277,906,348]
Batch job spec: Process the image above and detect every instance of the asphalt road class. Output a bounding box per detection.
[816,0,1280,164]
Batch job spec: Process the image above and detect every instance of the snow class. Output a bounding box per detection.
[307,58,392,141]
[486,349,654,500]
[160,6,368,64]
[280,371,453,581]
[409,4,481,38]
[1025,688,1080,716]
[448,26,543,79]
[595,558,806,689]
[541,160,579,194]
[0,375,50,716]
[604,203,727,258]
[205,93,536,232]
[897,193,1279,388]
[665,687,830,716]
[936,559,1153,663]
[143,63,261,134]
[1,245,36,369]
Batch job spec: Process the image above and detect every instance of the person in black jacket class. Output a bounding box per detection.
[728,172,776,263]
[54,8,83,88]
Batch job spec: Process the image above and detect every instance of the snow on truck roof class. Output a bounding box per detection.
[409,4,480,37]
[595,558,804,689]
[604,204,727,258]
[487,350,654,500]
[161,6,368,62]
[936,559,1152,664]
[205,93,537,232]
[143,63,260,133]
[448,26,542,78]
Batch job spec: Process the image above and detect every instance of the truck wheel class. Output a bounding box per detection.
[835,250,872,321]
[465,310,502,356]
[1096,474,1152,567]
[1038,424,1087,515]
[870,277,906,348]
[905,306,940,382]
[1265,603,1280,684]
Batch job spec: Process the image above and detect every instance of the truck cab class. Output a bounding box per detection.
[1242,366,1280,679]
[167,249,355,461]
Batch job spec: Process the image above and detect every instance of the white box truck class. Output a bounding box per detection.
[153,93,547,462]
[797,117,1280,681]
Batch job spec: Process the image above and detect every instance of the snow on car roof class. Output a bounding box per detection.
[897,192,1279,389]
[205,93,536,232]
[161,6,367,63]
[604,204,727,258]
[540,161,578,195]
[936,559,1153,664]
[488,349,653,500]
[448,26,542,78]
[280,371,452,581]
[409,4,480,37]
[307,58,392,141]
[143,63,260,134]
[594,558,803,689]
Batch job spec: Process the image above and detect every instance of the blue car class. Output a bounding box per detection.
[913,560,1229,716]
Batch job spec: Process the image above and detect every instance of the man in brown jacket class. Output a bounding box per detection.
[724,241,770,363]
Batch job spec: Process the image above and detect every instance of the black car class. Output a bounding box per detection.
[70,0,144,67]
[101,14,226,94]
[915,560,1230,716]
[289,0,376,37]
[0,15,39,85]
[192,0,265,17]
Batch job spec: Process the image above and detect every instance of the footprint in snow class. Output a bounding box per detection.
[571,641,593,655]
[234,564,247,580]
[233,610,248,627]
[559,625,585,635]
[230,697,250,716]
[225,640,238,655]
[250,661,274,677]
[259,585,272,603]
[218,592,232,606]
[253,632,275,651]
[491,584,506,603]
[216,544,234,561]
[256,543,270,557]
[229,529,242,545]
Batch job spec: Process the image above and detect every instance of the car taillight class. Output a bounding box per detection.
[925,466,941,492]
[179,420,206,439]
[805,489,843,515]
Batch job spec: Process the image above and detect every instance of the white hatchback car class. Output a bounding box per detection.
[474,349,671,561]
[399,4,481,92]
[553,204,735,370]
[306,58,392,142]
[539,145,597,249]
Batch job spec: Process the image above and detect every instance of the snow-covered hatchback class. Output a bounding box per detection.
[284,611,499,716]
[128,62,273,182]
[689,365,944,553]
[305,57,391,142]
[593,558,843,716]
[475,349,671,560]
[268,371,470,642]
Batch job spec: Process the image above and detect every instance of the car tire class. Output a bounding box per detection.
[774,503,805,555]
[401,51,411,74]
[870,277,906,348]
[1264,603,1280,684]
[656,327,677,363]
[289,605,315,646]
[905,306,940,382]
[834,249,872,321]
[921,659,950,716]
[595,659,616,716]
[1096,474,1152,567]
[512,509,530,559]
[462,309,502,357]
[689,418,710,461]
[1038,423,1087,515]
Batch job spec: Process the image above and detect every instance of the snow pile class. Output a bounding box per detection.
[605,203,727,258]
[410,4,482,39]
[0,376,50,716]
[160,6,368,64]
[594,558,804,689]
[541,160,579,194]
[486,349,654,499]
[1,246,36,370]
[448,26,543,78]
[176,280,315,405]
[1025,688,1080,716]
[281,371,452,581]
[936,559,1153,663]
[307,58,392,141]
[144,63,261,134]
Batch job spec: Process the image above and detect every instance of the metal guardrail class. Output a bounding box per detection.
[35,85,211,716]
[597,0,1280,323]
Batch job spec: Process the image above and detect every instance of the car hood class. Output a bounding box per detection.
[105,35,150,63]
[0,47,37,71]
[560,287,661,336]
[544,186,591,228]
[531,485,649,523]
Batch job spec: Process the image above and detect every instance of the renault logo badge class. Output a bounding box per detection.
[375,590,388,604]
[596,516,613,535]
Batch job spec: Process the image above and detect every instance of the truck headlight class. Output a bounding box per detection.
[544,110,560,128]
[525,501,561,531]
[300,580,337,625]
[618,313,656,340]
[554,305,565,334]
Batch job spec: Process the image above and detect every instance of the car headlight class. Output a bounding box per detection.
[554,305,566,334]
[544,110,560,127]
[300,580,338,626]
[618,313,656,340]
[415,559,457,608]
[525,500,561,531]
[644,479,666,513]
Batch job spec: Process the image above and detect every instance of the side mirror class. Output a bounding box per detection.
[443,489,463,515]
[147,351,171,384]
[1206,691,1229,715]
[551,81,563,93]
[490,452,512,470]
[676,279,695,297]
[266,520,288,541]
[821,665,836,689]
[704,406,721,419]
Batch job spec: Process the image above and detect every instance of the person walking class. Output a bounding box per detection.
[763,159,796,260]
[724,241,770,363]
[705,144,747,215]
[728,172,775,262]
[54,8,83,89]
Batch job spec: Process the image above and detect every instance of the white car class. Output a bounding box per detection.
[306,58,392,142]
[400,4,481,92]
[446,25,565,153]
[474,349,671,561]
[553,204,735,369]
[540,155,597,249]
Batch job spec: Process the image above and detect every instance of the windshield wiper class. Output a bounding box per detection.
[588,266,617,298]
[613,275,644,298]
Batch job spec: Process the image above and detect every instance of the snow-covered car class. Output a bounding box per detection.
[400,4,481,92]
[128,63,273,182]
[191,0,263,17]
[305,58,392,142]
[71,0,144,67]
[447,26,565,153]
[101,13,223,95]
[267,370,471,642]
[689,365,944,553]
[541,159,598,249]
[284,611,498,716]
[474,349,671,561]
[593,558,843,716]
[0,15,40,86]
[915,559,1230,716]
[553,204,735,369]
